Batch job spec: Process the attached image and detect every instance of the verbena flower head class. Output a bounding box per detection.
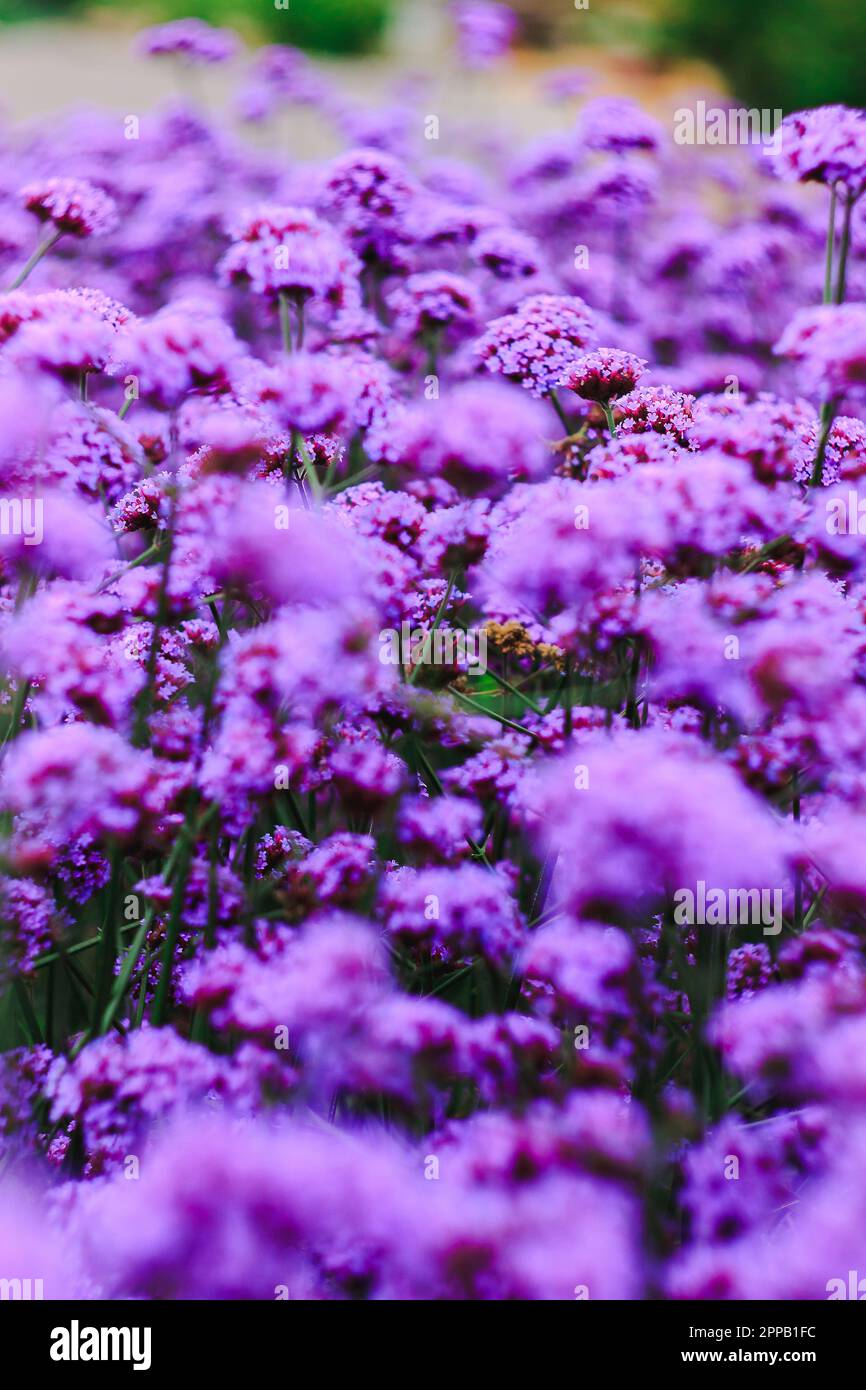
[561,347,647,402]
[1,726,167,862]
[523,728,792,923]
[542,66,593,101]
[393,379,550,497]
[614,384,699,447]
[19,177,118,238]
[775,304,866,402]
[386,272,481,340]
[45,1029,232,1176]
[137,18,240,65]
[579,96,663,155]
[476,293,596,396]
[477,476,649,651]
[452,1,518,69]
[772,105,866,197]
[396,793,484,864]
[690,393,813,483]
[0,877,58,980]
[520,920,636,1026]
[471,225,542,280]
[317,147,417,266]
[114,303,246,408]
[0,490,114,581]
[3,291,123,383]
[204,486,369,612]
[379,861,524,965]
[255,351,357,434]
[219,205,360,309]
[0,1182,88,1298]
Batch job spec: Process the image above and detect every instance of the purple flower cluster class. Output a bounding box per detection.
[1,20,866,1303]
[773,105,866,196]
[451,1,518,71]
[138,18,240,67]
[561,347,647,403]
[476,293,597,397]
[20,178,119,239]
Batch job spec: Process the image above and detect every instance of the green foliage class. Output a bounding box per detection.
[0,0,85,18]
[656,0,866,111]
[0,0,394,56]
[259,0,392,55]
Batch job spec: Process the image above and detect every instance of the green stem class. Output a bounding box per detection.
[810,184,858,487]
[325,464,378,497]
[834,190,855,305]
[150,803,198,1027]
[823,184,838,305]
[98,911,153,1037]
[550,392,571,433]
[448,684,537,740]
[278,290,293,353]
[625,641,641,728]
[13,979,43,1044]
[737,533,793,574]
[132,498,176,747]
[7,228,63,290]
[89,844,123,1038]
[134,951,157,1028]
[95,541,161,595]
[296,435,323,502]
[280,788,311,840]
[482,664,544,717]
[810,400,838,488]
[411,738,492,865]
[32,920,143,969]
[801,883,827,933]
[407,572,458,685]
[1,679,32,751]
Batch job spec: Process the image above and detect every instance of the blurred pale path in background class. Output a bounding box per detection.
[0,14,720,151]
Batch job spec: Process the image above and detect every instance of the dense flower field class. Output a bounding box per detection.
[1,12,866,1301]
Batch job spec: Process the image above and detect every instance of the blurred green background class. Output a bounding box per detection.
[0,0,393,54]
[0,0,864,109]
[657,0,866,112]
